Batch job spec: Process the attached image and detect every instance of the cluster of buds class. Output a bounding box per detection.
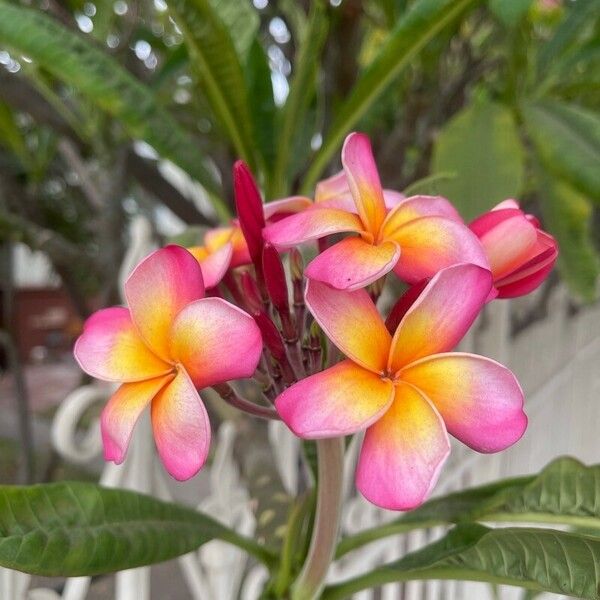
[74,132,558,510]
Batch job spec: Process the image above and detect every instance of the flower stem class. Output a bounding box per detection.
[291,437,344,600]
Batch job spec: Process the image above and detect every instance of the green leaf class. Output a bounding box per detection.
[325,525,600,599]
[167,0,258,169]
[524,100,600,201]
[431,98,525,219]
[488,0,532,27]
[0,1,221,198]
[0,482,276,576]
[402,172,457,196]
[337,457,600,557]
[537,171,600,301]
[302,0,481,191]
[0,100,31,168]
[271,0,328,197]
[209,0,259,61]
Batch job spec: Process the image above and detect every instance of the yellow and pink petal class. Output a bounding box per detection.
[275,360,394,438]
[388,263,492,372]
[342,133,387,235]
[263,207,363,247]
[169,297,262,389]
[305,237,400,291]
[400,353,527,453]
[151,368,212,481]
[101,374,173,464]
[356,383,450,511]
[305,280,391,373]
[74,307,172,382]
[387,216,489,284]
[189,242,233,289]
[125,246,205,362]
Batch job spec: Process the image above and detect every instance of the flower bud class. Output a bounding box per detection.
[239,271,263,315]
[289,248,304,281]
[233,161,265,271]
[262,244,290,313]
[470,200,558,299]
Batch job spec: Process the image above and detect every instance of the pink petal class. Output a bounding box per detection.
[101,375,173,464]
[199,242,233,289]
[388,264,492,372]
[305,237,400,291]
[380,196,463,239]
[275,360,394,438]
[151,368,211,480]
[74,307,172,382]
[263,196,313,221]
[383,190,405,209]
[315,170,349,203]
[263,207,363,247]
[169,297,262,388]
[342,133,387,234]
[125,246,205,361]
[387,216,489,284]
[469,207,524,237]
[493,198,520,210]
[477,215,538,280]
[400,353,527,453]
[356,382,450,511]
[305,280,391,373]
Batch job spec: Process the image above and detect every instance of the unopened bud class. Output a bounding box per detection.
[239,271,263,315]
[289,248,304,281]
[262,244,289,313]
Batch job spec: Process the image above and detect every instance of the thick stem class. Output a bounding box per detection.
[291,437,345,600]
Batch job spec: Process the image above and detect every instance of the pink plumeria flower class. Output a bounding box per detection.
[265,132,488,290]
[74,245,262,480]
[470,199,558,299]
[276,264,526,510]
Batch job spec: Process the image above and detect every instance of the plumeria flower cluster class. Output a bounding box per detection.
[75,132,558,510]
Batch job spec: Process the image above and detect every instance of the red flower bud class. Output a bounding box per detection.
[233,161,265,271]
[262,244,289,313]
[239,271,263,315]
[385,279,429,334]
[253,312,286,362]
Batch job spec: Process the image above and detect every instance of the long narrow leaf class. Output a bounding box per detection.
[302,0,480,190]
[0,1,221,198]
[0,482,276,576]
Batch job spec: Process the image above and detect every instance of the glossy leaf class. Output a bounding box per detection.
[524,100,600,200]
[167,0,257,168]
[537,170,600,302]
[0,482,275,576]
[303,0,481,190]
[0,1,220,196]
[325,524,600,599]
[431,98,525,219]
[337,457,600,557]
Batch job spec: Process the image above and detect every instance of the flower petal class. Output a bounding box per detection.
[400,353,527,453]
[305,280,391,373]
[356,382,450,510]
[263,207,364,247]
[125,246,205,361]
[276,360,394,438]
[101,375,173,464]
[380,195,463,239]
[315,170,348,203]
[169,297,262,388]
[263,196,313,221]
[387,216,489,284]
[305,237,400,291]
[388,264,492,372]
[342,133,387,234]
[74,307,172,382]
[151,368,211,480]
[477,215,538,280]
[469,207,523,237]
[198,242,233,289]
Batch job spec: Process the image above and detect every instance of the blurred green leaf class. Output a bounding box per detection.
[337,457,600,557]
[0,482,275,576]
[272,0,328,197]
[402,172,457,196]
[488,0,532,27]
[303,0,481,191]
[167,0,258,168]
[325,524,600,599]
[524,100,600,201]
[210,0,259,60]
[538,170,599,301]
[0,100,30,168]
[431,98,525,219]
[0,1,222,199]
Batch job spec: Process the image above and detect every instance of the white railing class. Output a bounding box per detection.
[5,218,600,599]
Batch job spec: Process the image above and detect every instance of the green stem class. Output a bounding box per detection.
[291,437,345,600]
